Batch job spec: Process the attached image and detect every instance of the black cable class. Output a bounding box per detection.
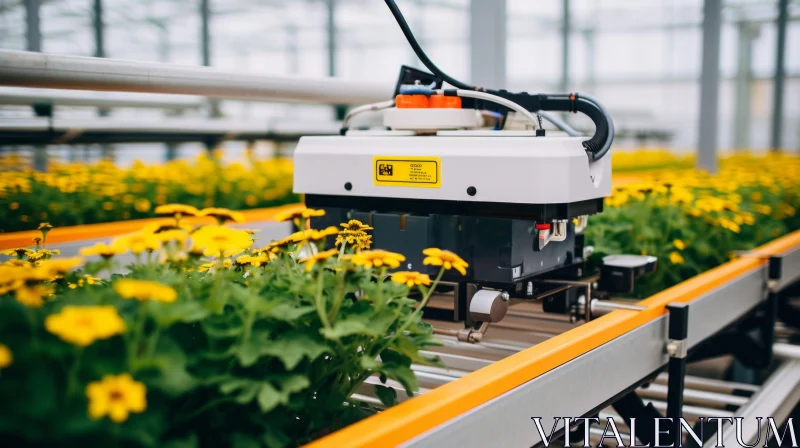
[384,0,478,91]
[383,0,614,161]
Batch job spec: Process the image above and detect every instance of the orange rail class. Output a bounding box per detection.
[306,230,800,448]
[0,203,305,250]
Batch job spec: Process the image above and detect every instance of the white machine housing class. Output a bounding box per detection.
[293,134,611,204]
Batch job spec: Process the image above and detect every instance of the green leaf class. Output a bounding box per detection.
[259,330,330,369]
[379,348,411,367]
[236,327,271,367]
[380,363,418,397]
[152,300,211,327]
[220,379,251,395]
[235,385,261,404]
[319,311,395,340]
[257,383,282,413]
[163,434,199,448]
[392,337,443,367]
[140,336,197,396]
[231,432,262,448]
[262,427,291,448]
[374,385,397,407]
[359,356,381,370]
[264,302,316,322]
[272,374,310,396]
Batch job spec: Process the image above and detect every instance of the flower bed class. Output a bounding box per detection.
[0,153,297,233]
[587,153,800,297]
[0,208,466,446]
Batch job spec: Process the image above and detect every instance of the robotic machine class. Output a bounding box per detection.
[293,0,656,341]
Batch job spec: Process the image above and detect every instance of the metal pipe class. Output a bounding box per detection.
[560,0,570,93]
[714,361,800,448]
[0,50,387,105]
[0,87,204,109]
[652,373,760,395]
[418,350,492,372]
[594,301,645,312]
[25,0,41,52]
[201,0,211,67]
[637,383,749,409]
[469,0,506,89]
[770,0,789,151]
[697,0,722,173]
[773,342,800,360]
[93,0,104,58]
[326,0,336,78]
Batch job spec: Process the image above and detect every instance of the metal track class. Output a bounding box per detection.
[306,232,800,448]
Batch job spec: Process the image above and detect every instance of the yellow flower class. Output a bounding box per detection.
[299,248,338,272]
[3,259,29,268]
[738,212,755,226]
[83,275,102,285]
[0,344,12,368]
[15,284,54,308]
[134,198,151,213]
[753,204,772,215]
[1,248,32,258]
[422,248,469,275]
[390,271,432,288]
[191,225,253,257]
[36,257,84,277]
[777,203,796,218]
[349,250,406,269]
[673,239,686,251]
[26,249,60,262]
[198,207,245,224]
[235,253,272,267]
[290,226,339,248]
[154,203,199,217]
[669,251,685,265]
[112,233,161,255]
[718,217,741,233]
[340,219,373,232]
[113,279,177,303]
[86,374,147,423]
[45,306,126,346]
[198,262,216,272]
[335,232,373,251]
[750,191,763,202]
[156,229,188,245]
[38,222,53,231]
[275,207,325,223]
[80,242,127,258]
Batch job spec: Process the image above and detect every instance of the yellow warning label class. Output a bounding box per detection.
[373,156,441,188]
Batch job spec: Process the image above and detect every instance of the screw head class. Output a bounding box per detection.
[466,186,477,196]
[344,182,352,191]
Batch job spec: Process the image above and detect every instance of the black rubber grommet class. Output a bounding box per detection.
[466,186,477,196]
[344,182,352,191]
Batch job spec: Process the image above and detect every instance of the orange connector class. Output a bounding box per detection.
[429,94,462,109]
[396,94,430,108]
